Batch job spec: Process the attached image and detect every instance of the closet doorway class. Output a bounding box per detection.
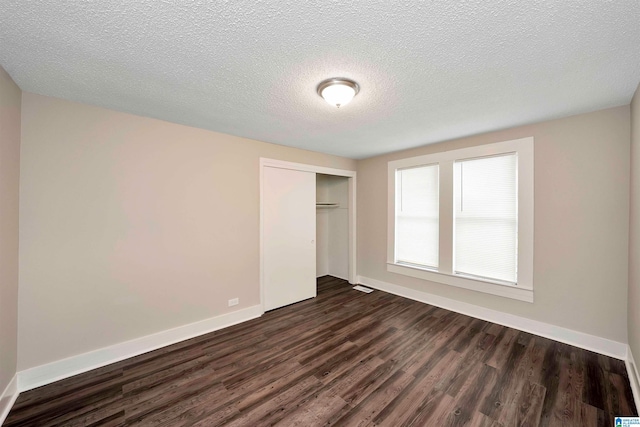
[260,158,356,312]
[315,174,350,281]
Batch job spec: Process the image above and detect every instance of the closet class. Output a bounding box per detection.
[315,174,349,280]
[261,159,355,312]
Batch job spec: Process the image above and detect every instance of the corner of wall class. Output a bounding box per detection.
[626,345,640,414]
[0,374,19,426]
[629,81,640,413]
[0,64,22,425]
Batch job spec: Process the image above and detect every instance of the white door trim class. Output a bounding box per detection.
[260,158,357,312]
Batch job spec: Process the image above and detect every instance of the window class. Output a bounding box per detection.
[454,154,517,284]
[396,164,439,269]
[387,137,534,302]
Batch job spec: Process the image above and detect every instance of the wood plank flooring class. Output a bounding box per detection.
[4,276,637,426]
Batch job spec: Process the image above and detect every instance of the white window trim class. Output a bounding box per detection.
[387,137,534,303]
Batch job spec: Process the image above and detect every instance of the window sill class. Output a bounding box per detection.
[387,263,534,303]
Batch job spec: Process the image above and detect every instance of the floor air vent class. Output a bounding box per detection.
[353,285,374,293]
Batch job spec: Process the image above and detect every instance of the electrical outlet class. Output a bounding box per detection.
[228,298,239,307]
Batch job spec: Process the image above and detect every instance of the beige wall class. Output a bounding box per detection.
[357,106,631,342]
[630,83,640,362]
[18,92,356,370]
[0,67,21,394]
[13,88,637,371]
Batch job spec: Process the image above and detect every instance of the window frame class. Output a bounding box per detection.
[387,137,534,302]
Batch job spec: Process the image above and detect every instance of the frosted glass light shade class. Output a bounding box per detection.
[317,78,359,108]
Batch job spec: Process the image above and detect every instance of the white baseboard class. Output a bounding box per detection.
[0,374,19,426]
[627,346,640,411]
[18,305,263,392]
[357,275,628,360]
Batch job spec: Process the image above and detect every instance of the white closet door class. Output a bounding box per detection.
[263,167,316,311]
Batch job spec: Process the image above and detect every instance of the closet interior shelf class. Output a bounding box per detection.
[316,203,339,208]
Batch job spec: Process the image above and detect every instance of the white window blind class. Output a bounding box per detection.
[454,154,518,283]
[396,164,439,269]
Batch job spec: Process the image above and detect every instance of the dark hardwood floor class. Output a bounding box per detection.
[4,276,637,426]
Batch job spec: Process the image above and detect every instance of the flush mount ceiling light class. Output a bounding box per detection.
[317,78,360,108]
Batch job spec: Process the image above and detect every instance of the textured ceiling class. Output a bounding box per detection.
[1,1,639,159]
